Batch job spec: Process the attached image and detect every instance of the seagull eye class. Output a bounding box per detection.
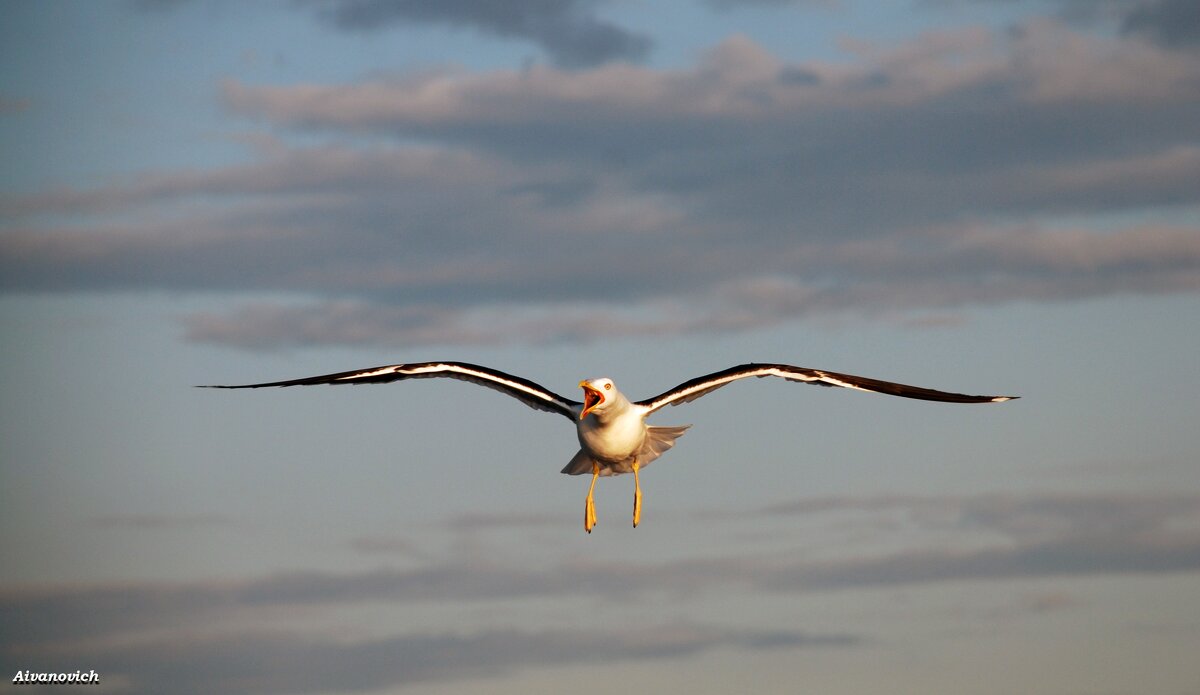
[604,383,611,390]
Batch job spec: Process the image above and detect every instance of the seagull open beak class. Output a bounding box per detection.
[579,381,605,420]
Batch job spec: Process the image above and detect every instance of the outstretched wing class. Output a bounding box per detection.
[637,363,1017,414]
[200,361,581,421]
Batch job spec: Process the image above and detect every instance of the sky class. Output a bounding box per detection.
[1,0,1199,693]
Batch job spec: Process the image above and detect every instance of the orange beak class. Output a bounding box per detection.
[579,381,605,420]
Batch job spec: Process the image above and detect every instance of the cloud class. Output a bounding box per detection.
[4,622,853,695]
[929,0,1200,50]
[176,222,1200,349]
[220,25,1200,145]
[0,558,742,648]
[128,0,653,68]
[1122,0,1200,47]
[4,27,1199,348]
[773,534,1200,590]
[5,492,1197,641]
[3,491,1196,693]
[742,492,1200,589]
[299,0,653,68]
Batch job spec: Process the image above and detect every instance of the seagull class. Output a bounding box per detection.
[202,361,1016,533]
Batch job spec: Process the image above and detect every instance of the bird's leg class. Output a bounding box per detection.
[585,461,599,534]
[632,457,642,528]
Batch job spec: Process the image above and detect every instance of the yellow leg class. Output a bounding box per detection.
[584,461,599,534]
[632,458,642,528]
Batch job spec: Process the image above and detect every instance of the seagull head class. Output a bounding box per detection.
[578,378,616,420]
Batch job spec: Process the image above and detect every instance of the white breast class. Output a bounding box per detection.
[577,407,648,463]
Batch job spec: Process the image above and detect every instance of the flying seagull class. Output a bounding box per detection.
[202,361,1016,533]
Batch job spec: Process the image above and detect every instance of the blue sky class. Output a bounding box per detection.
[2,1,1199,693]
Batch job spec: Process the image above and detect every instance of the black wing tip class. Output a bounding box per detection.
[194,382,302,389]
[930,393,1019,403]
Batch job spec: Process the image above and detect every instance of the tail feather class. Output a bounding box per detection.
[561,449,600,476]
[639,425,691,467]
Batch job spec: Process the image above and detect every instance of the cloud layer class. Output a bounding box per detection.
[3,491,1197,694]
[4,621,850,695]
[3,17,1198,349]
[301,0,653,68]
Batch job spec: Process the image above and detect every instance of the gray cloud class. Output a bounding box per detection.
[756,491,1200,541]
[218,27,1200,182]
[4,492,1196,693]
[926,0,1200,49]
[4,623,850,695]
[299,0,653,68]
[4,27,1199,348]
[5,492,1197,645]
[753,492,1200,589]
[175,222,1200,349]
[1122,0,1200,47]
[0,559,744,648]
[129,0,653,68]
[775,534,1200,589]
